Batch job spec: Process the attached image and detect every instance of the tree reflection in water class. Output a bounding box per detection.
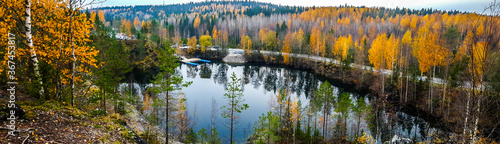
[164,63,443,142]
[213,63,228,88]
[199,63,212,79]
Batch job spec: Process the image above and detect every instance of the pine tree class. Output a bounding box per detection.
[313,81,335,139]
[221,72,249,144]
[151,41,192,143]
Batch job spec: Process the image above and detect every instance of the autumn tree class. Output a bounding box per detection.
[296,28,304,54]
[242,36,252,55]
[282,32,292,65]
[354,35,368,65]
[222,30,228,48]
[187,36,198,55]
[400,30,412,102]
[0,0,100,102]
[199,35,212,53]
[264,30,278,51]
[98,10,105,24]
[412,26,449,112]
[212,26,219,46]
[133,16,140,29]
[281,95,300,143]
[332,35,353,61]
[193,15,201,29]
[240,27,247,47]
[259,28,270,45]
[385,34,400,70]
[310,26,321,56]
[368,33,389,96]
[221,72,249,144]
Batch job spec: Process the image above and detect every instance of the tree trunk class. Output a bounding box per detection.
[56,34,63,101]
[25,0,45,98]
[381,73,385,97]
[69,0,76,107]
[166,80,170,144]
[405,67,409,102]
[472,97,480,144]
[443,65,449,104]
[279,103,282,136]
[463,90,471,143]
[307,109,311,144]
[313,114,317,144]
[230,94,234,144]
[430,66,436,112]
[322,103,326,138]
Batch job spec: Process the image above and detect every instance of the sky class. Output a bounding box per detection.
[90,0,493,13]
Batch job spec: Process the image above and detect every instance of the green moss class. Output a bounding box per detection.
[120,129,134,141]
[64,107,87,119]
[93,125,102,128]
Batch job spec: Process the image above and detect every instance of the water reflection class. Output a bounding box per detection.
[186,64,198,78]
[199,64,212,79]
[125,62,443,143]
[213,63,228,88]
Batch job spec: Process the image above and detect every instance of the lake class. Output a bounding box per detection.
[126,62,442,143]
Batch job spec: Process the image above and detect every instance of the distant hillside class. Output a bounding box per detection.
[92,1,306,21]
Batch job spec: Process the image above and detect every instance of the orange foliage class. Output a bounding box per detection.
[282,32,292,65]
[412,27,449,73]
[333,35,352,60]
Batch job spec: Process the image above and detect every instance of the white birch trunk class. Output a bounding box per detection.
[25,0,44,96]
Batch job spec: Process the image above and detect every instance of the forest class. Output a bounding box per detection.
[1,0,500,143]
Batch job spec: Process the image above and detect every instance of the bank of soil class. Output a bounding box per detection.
[0,91,135,143]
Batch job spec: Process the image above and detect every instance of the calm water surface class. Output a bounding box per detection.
[127,63,442,143]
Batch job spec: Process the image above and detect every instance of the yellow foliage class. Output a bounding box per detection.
[212,26,218,42]
[385,35,400,70]
[133,17,140,28]
[410,15,419,32]
[259,28,270,43]
[472,42,486,80]
[368,33,400,71]
[187,36,197,55]
[243,36,252,55]
[193,16,201,28]
[402,30,412,45]
[332,35,352,60]
[8,0,98,87]
[98,10,105,23]
[412,27,449,73]
[369,33,388,70]
[455,31,474,62]
[476,23,484,36]
[90,11,96,23]
[199,35,212,53]
[337,17,351,25]
[358,26,364,40]
[310,26,323,55]
[400,14,411,29]
[356,132,375,144]
[282,32,292,65]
